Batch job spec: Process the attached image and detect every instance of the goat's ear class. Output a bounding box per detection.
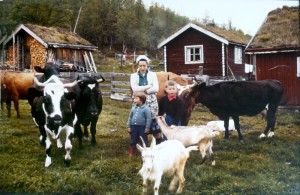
[150,137,156,148]
[136,144,144,152]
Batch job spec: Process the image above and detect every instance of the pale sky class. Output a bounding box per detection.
[143,0,299,35]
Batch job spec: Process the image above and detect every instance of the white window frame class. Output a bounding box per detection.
[234,46,242,64]
[184,45,204,64]
[297,56,300,77]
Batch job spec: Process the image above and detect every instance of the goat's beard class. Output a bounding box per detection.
[139,166,158,181]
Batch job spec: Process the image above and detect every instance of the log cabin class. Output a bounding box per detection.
[0,23,98,72]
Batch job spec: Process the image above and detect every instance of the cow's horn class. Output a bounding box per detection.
[97,75,105,83]
[188,80,197,88]
[63,80,81,88]
[33,76,46,88]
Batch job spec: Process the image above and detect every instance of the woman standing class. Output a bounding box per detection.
[130,55,163,144]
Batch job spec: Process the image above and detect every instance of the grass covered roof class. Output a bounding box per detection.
[24,23,94,47]
[247,6,299,49]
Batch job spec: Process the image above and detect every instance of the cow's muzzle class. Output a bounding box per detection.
[47,114,62,129]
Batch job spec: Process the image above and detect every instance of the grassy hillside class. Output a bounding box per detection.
[0,97,299,194]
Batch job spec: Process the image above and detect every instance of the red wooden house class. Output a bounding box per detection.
[245,6,300,106]
[158,22,251,78]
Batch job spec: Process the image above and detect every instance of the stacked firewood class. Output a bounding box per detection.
[5,36,47,70]
[26,36,46,68]
[5,45,17,68]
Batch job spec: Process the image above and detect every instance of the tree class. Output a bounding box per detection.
[148,4,188,50]
[116,0,149,51]
[10,0,73,28]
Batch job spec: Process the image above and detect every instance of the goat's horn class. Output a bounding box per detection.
[140,136,146,148]
[33,76,46,88]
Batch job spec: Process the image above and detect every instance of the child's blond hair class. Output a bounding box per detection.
[164,80,178,88]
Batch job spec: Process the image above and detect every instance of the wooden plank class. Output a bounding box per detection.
[110,73,131,77]
[111,80,130,86]
[111,88,131,94]
[83,51,92,71]
[99,83,111,88]
[89,51,97,72]
[101,91,110,96]
[110,94,132,102]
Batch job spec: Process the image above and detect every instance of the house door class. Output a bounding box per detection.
[24,46,31,70]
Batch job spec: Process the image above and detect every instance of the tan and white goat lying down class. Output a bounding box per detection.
[137,137,198,195]
[156,116,216,166]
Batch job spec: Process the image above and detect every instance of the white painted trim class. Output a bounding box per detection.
[246,49,300,54]
[297,57,300,77]
[4,24,48,48]
[163,46,167,72]
[222,43,225,76]
[158,23,229,48]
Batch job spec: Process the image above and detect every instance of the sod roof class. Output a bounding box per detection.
[247,6,299,50]
[24,23,94,47]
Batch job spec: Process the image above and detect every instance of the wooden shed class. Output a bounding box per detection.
[1,23,98,72]
[158,22,251,78]
[245,6,300,106]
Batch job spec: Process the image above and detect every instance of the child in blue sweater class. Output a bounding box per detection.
[127,92,152,157]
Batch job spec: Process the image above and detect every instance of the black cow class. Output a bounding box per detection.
[188,80,284,141]
[35,62,60,82]
[30,75,78,167]
[73,75,104,147]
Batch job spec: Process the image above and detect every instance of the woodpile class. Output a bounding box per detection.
[5,36,46,70]
[5,45,17,68]
[26,36,46,68]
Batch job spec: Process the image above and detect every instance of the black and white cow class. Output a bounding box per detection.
[31,75,79,167]
[73,75,104,147]
[28,64,61,145]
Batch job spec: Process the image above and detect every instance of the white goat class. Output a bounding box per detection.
[206,119,236,131]
[156,116,216,166]
[137,137,198,195]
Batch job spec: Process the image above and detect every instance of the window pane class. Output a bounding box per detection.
[185,45,203,63]
[234,47,242,64]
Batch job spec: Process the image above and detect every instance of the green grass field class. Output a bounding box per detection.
[0,98,299,195]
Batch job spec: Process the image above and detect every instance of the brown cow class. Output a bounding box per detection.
[155,72,189,101]
[1,63,60,118]
[1,71,34,117]
[154,72,196,125]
